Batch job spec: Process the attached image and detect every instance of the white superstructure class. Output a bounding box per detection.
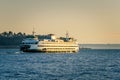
[20,34,79,53]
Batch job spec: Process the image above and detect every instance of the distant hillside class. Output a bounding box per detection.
[0,31,26,46]
[0,31,50,46]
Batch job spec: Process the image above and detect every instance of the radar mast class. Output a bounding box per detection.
[66,31,69,41]
[32,27,35,36]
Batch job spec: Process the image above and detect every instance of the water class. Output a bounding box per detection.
[1,49,120,80]
[80,44,120,49]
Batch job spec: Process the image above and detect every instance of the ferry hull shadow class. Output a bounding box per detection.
[21,49,77,53]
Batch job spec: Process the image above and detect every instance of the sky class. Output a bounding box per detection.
[0,0,120,44]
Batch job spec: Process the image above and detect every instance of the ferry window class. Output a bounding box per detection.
[35,42,38,44]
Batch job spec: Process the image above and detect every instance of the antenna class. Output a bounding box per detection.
[32,27,35,36]
[66,31,69,41]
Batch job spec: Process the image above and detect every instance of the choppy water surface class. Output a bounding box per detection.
[1,49,120,80]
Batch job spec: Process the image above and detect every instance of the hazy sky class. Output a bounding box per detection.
[0,0,120,44]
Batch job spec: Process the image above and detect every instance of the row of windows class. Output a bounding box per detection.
[45,48,75,49]
[42,48,76,52]
[40,42,75,44]
[38,45,78,47]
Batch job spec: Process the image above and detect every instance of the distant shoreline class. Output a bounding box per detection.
[1,44,120,49]
[0,46,19,49]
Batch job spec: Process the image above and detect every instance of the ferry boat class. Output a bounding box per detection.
[20,33,79,53]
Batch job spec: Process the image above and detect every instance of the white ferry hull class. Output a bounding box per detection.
[20,44,79,53]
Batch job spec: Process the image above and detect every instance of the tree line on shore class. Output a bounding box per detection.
[0,31,50,46]
[0,31,26,46]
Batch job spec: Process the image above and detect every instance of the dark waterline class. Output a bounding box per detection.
[0,49,120,80]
